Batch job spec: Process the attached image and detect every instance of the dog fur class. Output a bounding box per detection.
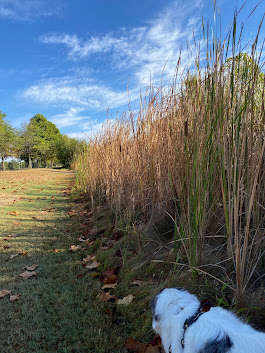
[151,288,265,353]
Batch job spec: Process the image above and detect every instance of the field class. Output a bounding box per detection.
[0,169,143,353]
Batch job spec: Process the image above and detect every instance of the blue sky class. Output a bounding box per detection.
[0,0,264,139]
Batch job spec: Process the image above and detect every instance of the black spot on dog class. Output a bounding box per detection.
[151,290,164,321]
[198,335,233,353]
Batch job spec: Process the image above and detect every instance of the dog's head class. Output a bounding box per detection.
[151,288,200,334]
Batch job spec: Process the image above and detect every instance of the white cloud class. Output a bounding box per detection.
[22,76,139,111]
[21,0,205,134]
[49,107,91,128]
[66,118,117,140]
[0,0,63,21]
[40,1,203,84]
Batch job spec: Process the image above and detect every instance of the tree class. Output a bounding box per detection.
[0,111,17,171]
[56,135,86,167]
[20,114,62,168]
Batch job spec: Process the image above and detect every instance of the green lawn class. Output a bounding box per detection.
[0,169,129,353]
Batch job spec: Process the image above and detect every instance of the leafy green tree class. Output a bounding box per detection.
[0,111,17,171]
[20,121,38,168]
[31,114,61,167]
[225,52,264,111]
[56,135,86,167]
[20,114,62,168]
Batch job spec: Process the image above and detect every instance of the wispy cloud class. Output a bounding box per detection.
[0,0,64,21]
[21,0,205,137]
[66,118,117,140]
[40,1,203,84]
[22,76,138,111]
[49,107,91,128]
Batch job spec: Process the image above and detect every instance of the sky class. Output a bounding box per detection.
[0,0,264,139]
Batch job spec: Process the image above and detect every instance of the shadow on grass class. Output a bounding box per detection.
[0,178,130,353]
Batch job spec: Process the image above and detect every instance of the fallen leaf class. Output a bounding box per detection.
[102,268,115,277]
[3,244,11,249]
[4,234,18,240]
[10,294,20,302]
[103,274,118,284]
[102,283,118,290]
[12,222,22,226]
[10,251,28,259]
[78,237,88,243]
[24,264,38,271]
[0,290,11,298]
[85,240,95,248]
[10,254,19,259]
[69,245,81,252]
[97,292,117,302]
[145,336,164,353]
[82,254,96,263]
[126,337,148,353]
[32,216,44,221]
[86,261,100,270]
[7,210,18,216]
[19,271,37,279]
[46,208,58,212]
[105,308,113,317]
[117,294,135,305]
[91,272,101,278]
[130,280,153,287]
[52,248,59,253]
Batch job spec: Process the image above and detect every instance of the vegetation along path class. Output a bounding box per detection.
[0,169,129,353]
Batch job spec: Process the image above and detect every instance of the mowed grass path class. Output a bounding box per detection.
[0,169,127,353]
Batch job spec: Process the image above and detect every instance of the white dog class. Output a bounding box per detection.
[151,288,265,353]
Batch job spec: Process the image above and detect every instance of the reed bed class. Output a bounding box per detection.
[75,13,265,297]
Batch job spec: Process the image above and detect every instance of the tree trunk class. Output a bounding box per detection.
[1,156,5,171]
[51,159,53,168]
[28,153,32,169]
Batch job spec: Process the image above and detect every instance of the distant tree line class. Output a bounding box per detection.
[0,112,86,171]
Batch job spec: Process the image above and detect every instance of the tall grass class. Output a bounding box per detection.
[75,11,265,297]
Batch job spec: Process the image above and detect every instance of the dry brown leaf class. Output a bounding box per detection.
[85,240,95,247]
[32,216,44,221]
[10,251,28,259]
[10,294,20,302]
[91,272,101,278]
[69,245,81,252]
[97,292,117,302]
[145,336,164,353]
[10,253,19,259]
[103,274,118,284]
[102,268,115,277]
[46,208,58,212]
[86,261,100,270]
[3,244,11,249]
[117,294,135,305]
[82,254,96,262]
[19,271,37,279]
[0,290,11,298]
[7,210,18,216]
[126,337,148,353]
[24,264,38,271]
[130,280,153,287]
[4,234,18,240]
[102,283,118,290]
